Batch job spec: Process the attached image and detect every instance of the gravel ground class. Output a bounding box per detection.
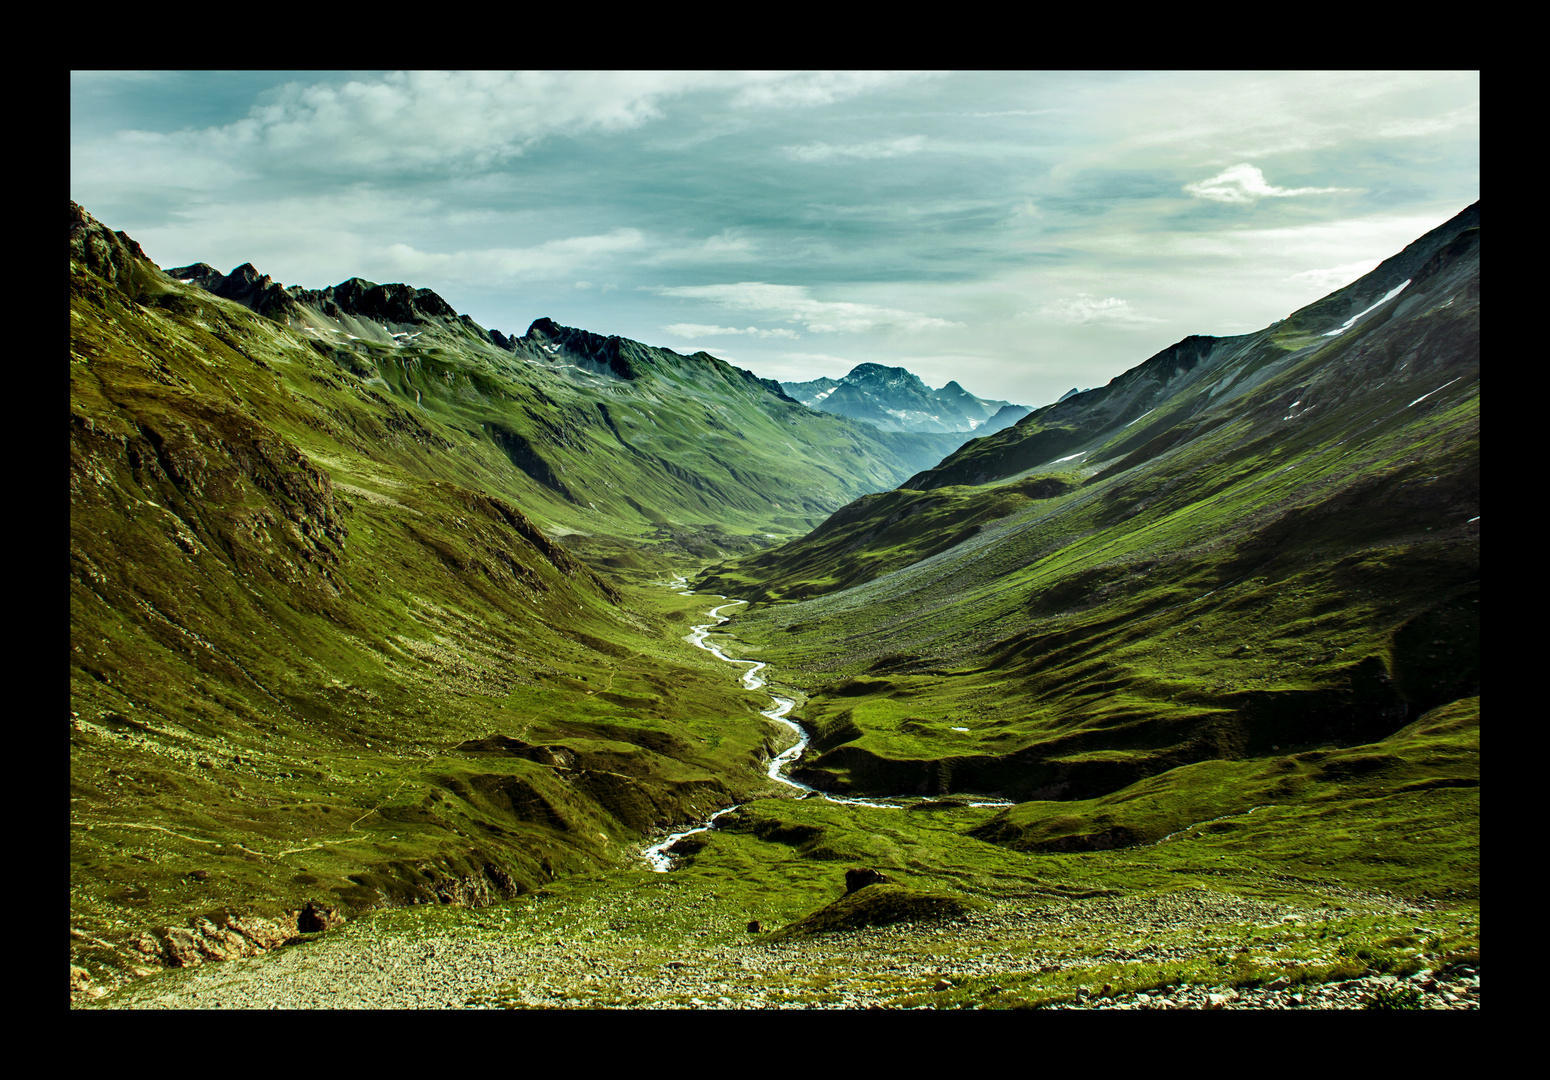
[86,882,1478,1010]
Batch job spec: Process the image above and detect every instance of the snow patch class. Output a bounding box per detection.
[1323,279,1411,337]
[1407,377,1463,408]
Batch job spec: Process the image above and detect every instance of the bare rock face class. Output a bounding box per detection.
[69,202,158,296]
[296,901,345,934]
[120,911,308,974]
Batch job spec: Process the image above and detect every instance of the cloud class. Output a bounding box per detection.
[77,71,949,197]
[1027,294,1165,326]
[1376,105,1478,139]
[664,324,801,340]
[382,228,647,283]
[729,71,942,108]
[783,135,927,162]
[639,229,758,266]
[656,282,962,335]
[235,71,707,171]
[1287,259,1381,291]
[75,72,716,188]
[1184,163,1354,203]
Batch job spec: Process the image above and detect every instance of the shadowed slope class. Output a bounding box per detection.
[712,203,1479,810]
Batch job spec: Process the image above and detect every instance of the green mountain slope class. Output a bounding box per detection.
[705,204,1479,832]
[163,257,963,558]
[68,201,958,995]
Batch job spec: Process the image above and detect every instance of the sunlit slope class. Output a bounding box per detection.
[699,474,1076,602]
[903,201,1478,493]
[167,261,962,554]
[717,207,1478,805]
[68,204,798,984]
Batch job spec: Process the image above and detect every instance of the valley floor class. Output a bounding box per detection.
[84,868,1477,1010]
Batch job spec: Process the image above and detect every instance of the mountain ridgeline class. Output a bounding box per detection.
[782,363,1030,438]
[702,202,1477,847]
[69,200,965,988]
[158,255,965,553]
[69,199,1478,1002]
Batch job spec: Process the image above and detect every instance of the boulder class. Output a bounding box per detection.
[845,868,893,893]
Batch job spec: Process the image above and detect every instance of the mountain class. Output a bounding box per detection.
[154,266,965,554]
[70,197,1479,1006]
[701,204,1477,884]
[782,363,1030,436]
[67,201,965,995]
[906,203,1478,492]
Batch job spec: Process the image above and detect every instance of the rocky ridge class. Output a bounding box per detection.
[782,363,1028,436]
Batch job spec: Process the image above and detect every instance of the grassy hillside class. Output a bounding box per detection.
[73,202,931,994]
[702,208,1478,866]
[70,200,1479,1008]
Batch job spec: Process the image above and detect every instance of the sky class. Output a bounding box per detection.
[71,70,1479,408]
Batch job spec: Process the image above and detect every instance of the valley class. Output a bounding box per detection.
[71,199,1478,1009]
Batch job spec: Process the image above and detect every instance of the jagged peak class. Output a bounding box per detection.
[168,262,219,280]
[69,202,168,298]
[524,318,638,380]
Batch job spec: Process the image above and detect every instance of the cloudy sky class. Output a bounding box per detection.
[71,70,1479,407]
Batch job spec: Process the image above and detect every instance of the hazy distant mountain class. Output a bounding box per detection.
[782,363,1029,435]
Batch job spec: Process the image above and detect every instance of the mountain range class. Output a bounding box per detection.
[781,364,1030,438]
[69,199,1478,1005]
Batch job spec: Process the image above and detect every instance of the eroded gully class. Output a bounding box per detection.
[641,577,1011,871]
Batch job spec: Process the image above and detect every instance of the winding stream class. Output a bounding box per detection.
[641,576,1011,871]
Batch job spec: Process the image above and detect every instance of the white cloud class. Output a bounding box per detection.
[664,324,801,339]
[238,71,719,170]
[1375,104,1479,140]
[729,71,942,108]
[1027,295,1165,326]
[1185,163,1354,203]
[1287,259,1381,291]
[784,135,927,162]
[382,228,647,284]
[640,229,758,266]
[77,71,948,195]
[656,281,962,335]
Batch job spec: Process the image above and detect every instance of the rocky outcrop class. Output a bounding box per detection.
[523,318,644,380]
[167,261,295,317]
[784,362,1024,435]
[846,868,893,893]
[293,277,458,325]
[70,202,166,299]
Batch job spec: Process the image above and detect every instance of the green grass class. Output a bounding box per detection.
[70,240,854,989]
[70,206,1479,1008]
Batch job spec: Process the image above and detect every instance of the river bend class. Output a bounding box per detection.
[641,577,1011,871]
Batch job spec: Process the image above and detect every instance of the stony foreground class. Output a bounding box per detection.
[83,878,1479,1010]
